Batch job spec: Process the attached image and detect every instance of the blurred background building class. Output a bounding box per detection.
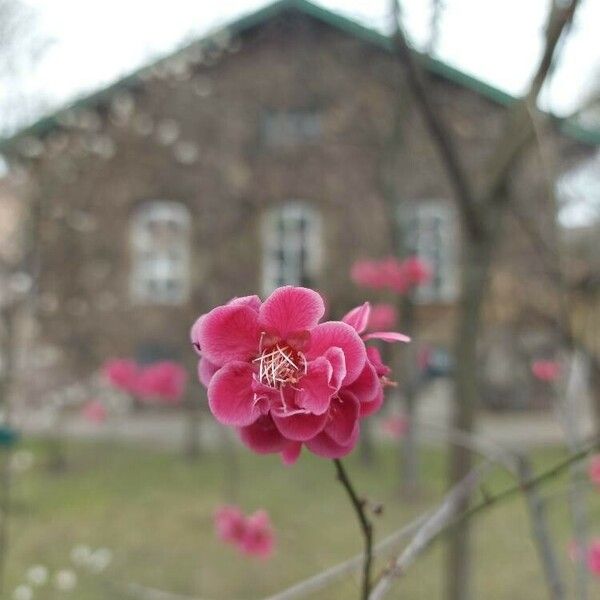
[0,0,599,410]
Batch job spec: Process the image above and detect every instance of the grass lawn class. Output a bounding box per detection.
[3,437,599,599]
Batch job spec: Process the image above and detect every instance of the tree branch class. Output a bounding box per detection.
[333,459,374,600]
[390,1,483,240]
[369,437,600,599]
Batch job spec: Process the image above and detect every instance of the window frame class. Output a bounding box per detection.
[261,201,322,296]
[129,200,191,306]
[397,199,458,303]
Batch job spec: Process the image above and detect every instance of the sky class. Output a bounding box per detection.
[7,0,600,126]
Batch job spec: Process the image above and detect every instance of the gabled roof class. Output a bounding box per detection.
[1,0,599,151]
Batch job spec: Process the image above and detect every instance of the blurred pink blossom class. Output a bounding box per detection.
[81,400,107,424]
[240,510,275,559]
[588,540,600,576]
[531,360,561,382]
[214,505,246,545]
[137,361,187,405]
[350,259,387,289]
[401,256,432,287]
[350,256,432,294]
[380,415,408,439]
[588,455,600,487]
[214,505,275,559]
[367,303,397,331]
[102,358,140,394]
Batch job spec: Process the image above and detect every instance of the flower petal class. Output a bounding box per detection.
[238,415,288,453]
[259,286,325,338]
[297,357,337,415]
[306,322,366,385]
[196,304,260,366]
[346,360,380,405]
[342,302,371,334]
[360,387,383,417]
[362,331,411,343]
[198,357,219,387]
[306,425,360,459]
[208,362,260,426]
[281,442,302,466]
[271,408,328,442]
[228,295,262,312]
[324,347,346,389]
[325,391,360,445]
[190,315,205,355]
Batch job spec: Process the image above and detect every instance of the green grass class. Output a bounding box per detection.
[2,438,599,599]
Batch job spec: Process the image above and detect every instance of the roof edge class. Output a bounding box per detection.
[1,0,598,151]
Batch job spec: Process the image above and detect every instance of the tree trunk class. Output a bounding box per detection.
[446,234,493,600]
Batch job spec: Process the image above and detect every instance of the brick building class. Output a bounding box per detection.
[1,0,598,406]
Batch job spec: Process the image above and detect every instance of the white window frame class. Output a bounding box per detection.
[262,202,322,296]
[130,200,191,305]
[397,200,458,303]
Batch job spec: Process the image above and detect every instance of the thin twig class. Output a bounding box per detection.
[518,456,566,600]
[265,513,430,600]
[369,437,600,599]
[333,459,373,600]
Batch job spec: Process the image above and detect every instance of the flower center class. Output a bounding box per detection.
[253,343,306,389]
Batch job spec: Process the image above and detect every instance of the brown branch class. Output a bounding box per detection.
[517,456,566,600]
[370,437,600,599]
[390,1,483,240]
[333,459,374,600]
[480,0,581,203]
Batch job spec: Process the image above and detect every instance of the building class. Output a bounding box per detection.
[0,0,598,407]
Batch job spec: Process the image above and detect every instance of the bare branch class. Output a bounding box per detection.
[517,456,566,600]
[370,464,491,600]
[480,0,581,202]
[390,0,483,240]
[265,513,430,600]
[369,437,600,599]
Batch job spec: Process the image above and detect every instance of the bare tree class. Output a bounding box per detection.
[390,1,582,598]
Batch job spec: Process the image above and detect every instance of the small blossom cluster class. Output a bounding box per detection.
[589,455,600,487]
[190,287,408,464]
[569,539,600,576]
[214,505,275,559]
[351,256,431,294]
[102,358,187,404]
[530,359,561,383]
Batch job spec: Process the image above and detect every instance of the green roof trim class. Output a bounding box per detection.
[1,0,598,151]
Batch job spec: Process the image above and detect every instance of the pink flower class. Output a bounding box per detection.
[191,289,408,464]
[214,505,246,545]
[401,256,432,287]
[137,361,187,405]
[102,358,140,394]
[588,455,600,487]
[531,360,561,382]
[587,540,600,576]
[350,260,387,289]
[367,304,397,331]
[81,400,107,424]
[380,415,408,439]
[214,505,275,559]
[350,257,431,294]
[240,510,275,559]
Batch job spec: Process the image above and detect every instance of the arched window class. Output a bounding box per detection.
[262,202,322,295]
[130,201,191,305]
